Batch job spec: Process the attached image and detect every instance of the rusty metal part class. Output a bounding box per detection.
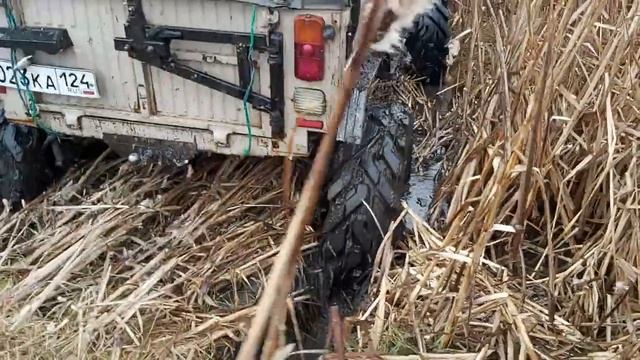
[103,134,195,166]
[236,1,388,359]
[282,156,294,207]
[282,129,296,207]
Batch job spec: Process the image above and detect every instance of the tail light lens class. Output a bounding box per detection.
[294,15,325,82]
[293,87,326,116]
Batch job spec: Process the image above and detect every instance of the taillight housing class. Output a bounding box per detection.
[294,15,325,82]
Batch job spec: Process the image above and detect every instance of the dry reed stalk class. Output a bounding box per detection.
[0,0,638,358]
[352,0,640,358]
[0,156,313,358]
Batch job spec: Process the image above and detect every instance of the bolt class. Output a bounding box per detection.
[323,25,336,41]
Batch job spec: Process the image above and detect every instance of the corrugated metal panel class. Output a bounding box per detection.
[14,0,270,128]
[18,0,140,112]
[142,0,269,128]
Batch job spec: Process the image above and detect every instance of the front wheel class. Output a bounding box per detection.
[405,0,451,85]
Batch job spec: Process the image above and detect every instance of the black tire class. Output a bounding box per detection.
[0,116,57,208]
[319,103,414,314]
[405,0,451,85]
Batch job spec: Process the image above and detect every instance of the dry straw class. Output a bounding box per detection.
[351,0,640,358]
[0,156,313,358]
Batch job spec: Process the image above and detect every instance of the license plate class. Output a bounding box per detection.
[0,60,100,98]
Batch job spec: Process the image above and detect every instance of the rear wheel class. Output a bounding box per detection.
[319,103,414,314]
[314,0,450,318]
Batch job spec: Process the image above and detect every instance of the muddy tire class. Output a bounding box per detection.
[319,103,414,314]
[0,117,55,208]
[405,0,450,85]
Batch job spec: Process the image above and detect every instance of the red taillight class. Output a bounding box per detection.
[296,117,324,130]
[294,15,325,82]
[0,86,6,94]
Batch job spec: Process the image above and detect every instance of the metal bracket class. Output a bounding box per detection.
[114,0,286,138]
[0,27,73,54]
[212,128,232,147]
[61,109,85,130]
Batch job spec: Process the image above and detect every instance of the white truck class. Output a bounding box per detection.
[0,0,449,314]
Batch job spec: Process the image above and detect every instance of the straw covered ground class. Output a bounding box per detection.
[0,155,314,358]
[348,0,640,358]
[1,0,640,359]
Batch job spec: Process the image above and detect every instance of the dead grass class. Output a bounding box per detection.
[0,155,313,358]
[352,0,640,359]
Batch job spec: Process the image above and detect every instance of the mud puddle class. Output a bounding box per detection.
[403,158,443,228]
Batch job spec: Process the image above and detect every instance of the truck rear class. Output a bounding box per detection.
[0,0,355,161]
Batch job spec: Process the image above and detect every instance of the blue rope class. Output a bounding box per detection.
[241,5,257,157]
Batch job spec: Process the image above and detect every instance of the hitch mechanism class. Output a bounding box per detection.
[114,0,286,138]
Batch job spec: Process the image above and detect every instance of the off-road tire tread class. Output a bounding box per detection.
[320,104,414,313]
[405,0,451,85]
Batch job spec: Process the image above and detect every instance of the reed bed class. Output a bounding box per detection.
[0,155,313,358]
[351,0,640,358]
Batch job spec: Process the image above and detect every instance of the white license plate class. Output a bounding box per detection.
[0,60,100,98]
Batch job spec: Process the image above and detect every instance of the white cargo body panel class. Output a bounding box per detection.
[0,0,352,157]
[141,0,269,127]
[1,1,139,112]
